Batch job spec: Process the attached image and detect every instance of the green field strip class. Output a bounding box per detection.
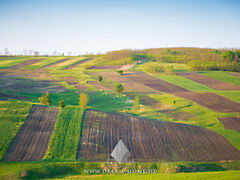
[45,106,83,160]
[0,57,41,69]
[23,57,68,69]
[46,57,86,70]
[147,93,240,151]
[0,101,32,160]
[201,71,240,86]
[63,57,93,69]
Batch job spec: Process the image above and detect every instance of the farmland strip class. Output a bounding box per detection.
[7,59,42,69]
[42,58,70,69]
[124,72,240,112]
[64,58,93,69]
[178,72,240,90]
[45,107,83,159]
[78,109,240,162]
[4,105,59,161]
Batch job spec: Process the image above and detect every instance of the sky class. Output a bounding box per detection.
[0,0,240,55]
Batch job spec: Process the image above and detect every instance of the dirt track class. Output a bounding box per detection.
[7,59,42,69]
[124,72,240,112]
[218,117,240,132]
[179,72,240,90]
[64,58,93,69]
[4,105,59,161]
[78,109,240,162]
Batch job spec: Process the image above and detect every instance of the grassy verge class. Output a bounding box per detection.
[45,106,83,160]
[0,100,32,160]
[0,161,239,179]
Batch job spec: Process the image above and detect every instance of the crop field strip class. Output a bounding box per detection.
[45,106,83,159]
[178,72,240,90]
[218,117,240,132]
[124,71,240,112]
[41,58,71,69]
[7,59,43,69]
[64,57,94,69]
[87,65,122,69]
[4,105,59,161]
[78,109,240,162]
[88,81,111,91]
[0,101,32,160]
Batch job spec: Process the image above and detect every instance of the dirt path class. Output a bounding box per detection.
[7,59,42,69]
[4,105,59,161]
[64,58,93,69]
[124,72,240,112]
[179,72,240,90]
[78,109,240,162]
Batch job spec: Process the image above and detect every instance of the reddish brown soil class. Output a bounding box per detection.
[62,77,87,90]
[218,117,240,132]
[42,58,70,68]
[7,59,42,69]
[64,58,93,69]
[179,73,240,90]
[125,72,240,112]
[88,65,121,70]
[4,105,59,161]
[77,109,240,162]
[88,81,111,91]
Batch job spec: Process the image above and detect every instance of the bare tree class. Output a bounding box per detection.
[34,51,40,56]
[4,48,9,55]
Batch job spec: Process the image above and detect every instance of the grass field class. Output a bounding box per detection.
[0,100,31,160]
[45,106,83,160]
[24,57,68,69]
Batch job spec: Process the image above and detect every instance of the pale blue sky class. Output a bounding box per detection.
[0,0,239,55]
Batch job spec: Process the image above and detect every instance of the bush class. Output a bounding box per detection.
[117,70,123,75]
[59,100,65,109]
[144,63,164,73]
[98,75,103,82]
[38,92,51,105]
[115,84,124,93]
[164,65,174,74]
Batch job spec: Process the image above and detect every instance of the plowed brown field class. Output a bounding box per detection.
[64,58,93,69]
[63,77,87,90]
[218,117,240,132]
[7,59,42,69]
[124,72,240,112]
[77,109,240,162]
[4,105,59,161]
[179,72,240,90]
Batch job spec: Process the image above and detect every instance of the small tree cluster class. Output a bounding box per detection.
[117,70,123,75]
[38,92,51,105]
[98,75,103,82]
[59,99,65,109]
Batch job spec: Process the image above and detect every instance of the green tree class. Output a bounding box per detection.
[133,96,140,111]
[164,65,174,75]
[44,92,51,105]
[222,50,235,61]
[98,75,103,82]
[38,92,51,105]
[79,93,88,110]
[117,70,123,75]
[115,84,124,93]
[59,99,65,109]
